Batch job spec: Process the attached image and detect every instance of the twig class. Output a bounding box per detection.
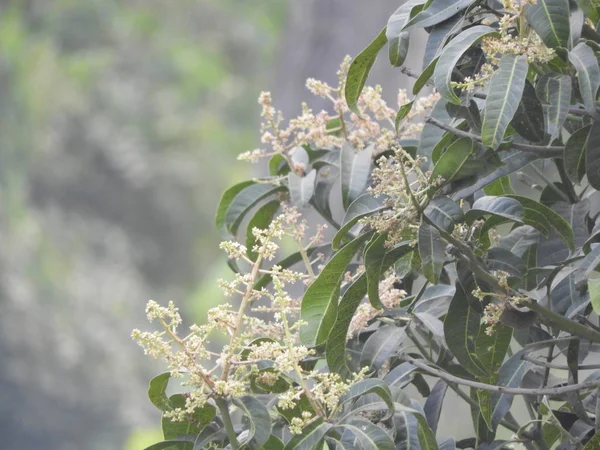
[530,163,569,202]
[405,357,600,395]
[522,355,600,371]
[425,117,563,156]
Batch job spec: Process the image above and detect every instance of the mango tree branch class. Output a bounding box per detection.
[404,357,600,395]
[425,117,563,156]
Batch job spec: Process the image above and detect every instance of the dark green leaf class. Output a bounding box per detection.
[424,196,464,232]
[475,323,513,379]
[148,372,173,412]
[335,418,395,450]
[392,410,421,450]
[537,74,571,142]
[360,325,407,370]
[569,42,600,114]
[498,225,540,257]
[341,143,373,210]
[263,435,284,450]
[465,196,525,224]
[384,362,418,388]
[585,121,600,189]
[418,98,453,163]
[288,169,316,209]
[438,437,456,450]
[395,100,415,132]
[483,175,515,196]
[414,57,438,96]
[246,200,280,261]
[216,181,255,237]
[396,405,439,450]
[144,436,196,450]
[226,183,285,236]
[565,124,591,183]
[576,243,600,282]
[192,424,228,450]
[333,193,388,250]
[418,222,446,284]
[162,395,216,441]
[486,247,526,276]
[339,379,395,419]
[413,284,456,317]
[283,418,331,450]
[424,380,448,434]
[511,80,545,143]
[233,396,271,450]
[326,274,367,378]
[525,0,571,49]
[386,0,425,66]
[423,15,463,68]
[345,28,388,116]
[404,0,473,30]
[482,54,529,150]
[430,137,474,188]
[490,348,533,431]
[434,26,497,104]
[300,232,373,346]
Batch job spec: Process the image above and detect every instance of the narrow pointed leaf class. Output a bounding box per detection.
[148,372,173,412]
[288,169,316,208]
[345,28,388,116]
[524,0,571,49]
[339,379,395,419]
[418,98,453,163]
[418,222,446,284]
[300,232,373,346]
[424,196,464,232]
[537,74,571,141]
[569,42,600,114]
[413,284,456,317]
[403,0,473,30]
[360,325,406,370]
[333,193,388,250]
[465,196,525,224]
[423,15,463,68]
[414,57,438,96]
[482,54,529,150]
[162,395,216,441]
[430,137,474,188]
[216,181,255,237]
[424,380,448,434]
[226,183,285,236]
[511,80,545,143]
[393,410,421,450]
[336,419,395,450]
[564,124,591,183]
[341,143,373,210]
[434,26,497,104]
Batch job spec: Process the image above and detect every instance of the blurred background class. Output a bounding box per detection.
[0,1,422,448]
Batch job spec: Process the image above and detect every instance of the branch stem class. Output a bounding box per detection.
[215,398,241,450]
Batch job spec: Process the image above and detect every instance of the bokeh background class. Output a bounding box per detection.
[0,1,424,448]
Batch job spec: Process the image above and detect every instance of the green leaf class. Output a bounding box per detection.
[590,276,600,316]
[225,183,285,236]
[396,405,440,450]
[300,232,373,346]
[424,196,464,232]
[485,247,526,276]
[162,395,216,442]
[414,56,438,96]
[475,323,513,379]
[422,15,463,68]
[481,54,529,150]
[423,380,448,434]
[511,80,545,143]
[483,176,515,196]
[569,42,600,114]
[246,200,280,261]
[413,284,456,317]
[345,28,388,116]
[395,100,415,131]
[334,419,395,450]
[418,222,446,284]
[392,410,421,450]
[341,143,373,210]
[360,325,407,370]
[433,25,497,104]
[288,169,316,209]
[444,271,489,378]
[524,0,571,49]
[585,121,600,190]
[564,124,591,183]
[326,274,367,378]
[418,98,452,163]
[583,431,600,450]
[339,379,395,420]
[537,74,571,141]
[333,193,388,250]
[216,181,255,237]
[430,137,474,188]
[263,435,284,450]
[506,195,575,250]
[283,418,331,450]
[148,373,173,412]
[490,348,533,431]
[233,396,271,450]
[465,196,525,224]
[386,0,425,66]
[403,0,473,30]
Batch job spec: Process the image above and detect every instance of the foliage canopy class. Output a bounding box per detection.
[135,0,600,448]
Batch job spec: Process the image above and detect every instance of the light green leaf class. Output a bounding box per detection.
[148,373,173,412]
[403,0,473,30]
[585,121,600,189]
[590,275,600,316]
[341,142,373,210]
[395,100,415,131]
[418,221,446,284]
[569,42,600,114]
[386,0,426,66]
[300,232,373,346]
[283,418,331,450]
[414,56,438,96]
[564,124,591,183]
[483,176,515,196]
[433,25,497,104]
[288,169,316,209]
[482,54,529,150]
[345,28,388,116]
[524,0,571,49]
